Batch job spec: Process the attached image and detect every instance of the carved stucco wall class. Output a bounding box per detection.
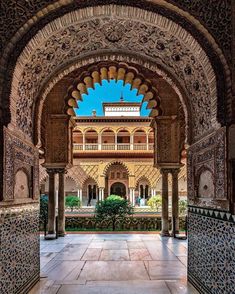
[187,128,228,210]
[9,6,219,143]
[2,128,39,202]
[0,1,231,60]
[14,170,30,199]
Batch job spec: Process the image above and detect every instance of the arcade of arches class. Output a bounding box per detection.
[0,2,235,294]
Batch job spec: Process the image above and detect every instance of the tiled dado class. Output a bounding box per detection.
[0,203,40,294]
[188,206,235,294]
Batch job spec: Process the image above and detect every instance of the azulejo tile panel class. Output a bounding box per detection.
[0,204,40,294]
[188,206,235,294]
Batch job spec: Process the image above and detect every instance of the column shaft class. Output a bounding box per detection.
[48,170,56,234]
[172,169,180,235]
[161,169,170,236]
[58,170,65,237]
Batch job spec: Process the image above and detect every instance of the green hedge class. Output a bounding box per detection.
[39,216,187,231]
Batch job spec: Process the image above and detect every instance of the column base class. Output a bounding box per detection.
[160,231,170,237]
[170,230,180,237]
[45,233,56,240]
[58,231,65,237]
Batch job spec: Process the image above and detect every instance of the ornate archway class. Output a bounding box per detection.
[0,3,234,294]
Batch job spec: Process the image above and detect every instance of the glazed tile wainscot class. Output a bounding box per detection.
[0,204,40,294]
[188,206,235,294]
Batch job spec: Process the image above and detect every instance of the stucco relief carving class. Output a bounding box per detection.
[187,128,228,210]
[11,7,217,142]
[14,170,30,199]
[197,169,214,199]
[3,128,39,201]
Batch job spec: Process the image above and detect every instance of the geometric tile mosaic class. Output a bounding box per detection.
[188,207,235,294]
[0,204,40,294]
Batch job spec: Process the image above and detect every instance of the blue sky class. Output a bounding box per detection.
[75,79,150,116]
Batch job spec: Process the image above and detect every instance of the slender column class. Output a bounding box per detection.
[98,133,102,150]
[82,133,85,150]
[146,133,149,150]
[79,189,83,206]
[130,134,134,150]
[101,188,104,201]
[115,133,117,150]
[129,188,135,206]
[58,169,66,237]
[47,169,56,234]
[171,168,180,236]
[160,169,170,236]
[55,189,58,210]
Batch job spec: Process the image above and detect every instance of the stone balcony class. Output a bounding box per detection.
[73,143,154,152]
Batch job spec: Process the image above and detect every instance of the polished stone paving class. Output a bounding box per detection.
[30,233,198,294]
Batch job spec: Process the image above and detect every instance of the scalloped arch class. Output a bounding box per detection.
[82,176,99,188]
[102,160,131,176]
[66,62,161,117]
[135,176,151,189]
[65,175,80,189]
[8,4,227,144]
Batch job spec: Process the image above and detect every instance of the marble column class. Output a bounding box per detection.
[47,169,56,234]
[101,188,104,201]
[129,188,135,206]
[115,133,117,150]
[171,168,180,236]
[58,169,66,237]
[130,134,134,150]
[98,133,102,150]
[160,169,170,236]
[78,189,83,205]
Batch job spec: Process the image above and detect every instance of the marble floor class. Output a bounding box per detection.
[30,233,198,294]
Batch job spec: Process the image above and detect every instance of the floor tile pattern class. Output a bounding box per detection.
[30,233,198,294]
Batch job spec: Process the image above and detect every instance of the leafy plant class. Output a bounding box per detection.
[179,199,187,216]
[95,195,133,231]
[40,194,48,234]
[65,195,81,211]
[147,195,162,211]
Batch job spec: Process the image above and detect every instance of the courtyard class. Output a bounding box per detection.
[30,233,198,294]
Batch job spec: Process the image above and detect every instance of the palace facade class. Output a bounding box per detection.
[40,100,187,207]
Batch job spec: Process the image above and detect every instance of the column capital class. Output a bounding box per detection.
[170,168,181,178]
[46,168,55,175]
[160,168,171,175]
[57,168,67,174]
[46,168,67,174]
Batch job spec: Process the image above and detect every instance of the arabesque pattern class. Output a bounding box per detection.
[11,6,217,141]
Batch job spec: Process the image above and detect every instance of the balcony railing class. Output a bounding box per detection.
[101,144,115,150]
[133,143,147,150]
[117,143,130,150]
[73,144,83,150]
[85,143,98,150]
[73,143,154,151]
